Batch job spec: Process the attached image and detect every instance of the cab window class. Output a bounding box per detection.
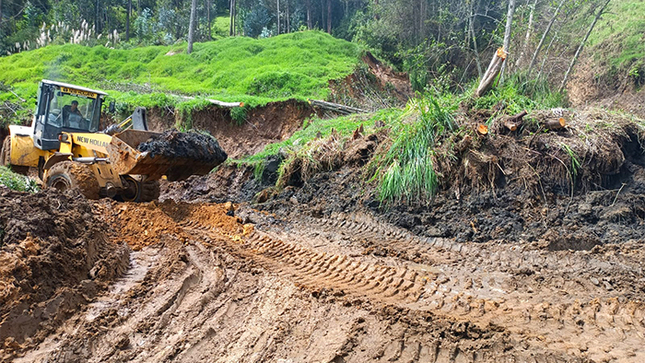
[48,91,100,132]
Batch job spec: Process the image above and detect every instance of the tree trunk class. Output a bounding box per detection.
[229,0,235,36]
[187,0,197,54]
[306,0,312,29]
[96,0,100,33]
[286,0,290,33]
[536,24,560,82]
[126,0,131,41]
[207,0,211,40]
[560,0,611,92]
[327,0,332,34]
[499,0,516,83]
[469,0,483,79]
[527,0,565,77]
[277,0,280,34]
[476,48,508,97]
[321,0,325,29]
[515,0,537,68]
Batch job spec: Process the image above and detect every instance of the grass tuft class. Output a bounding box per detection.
[371,96,456,204]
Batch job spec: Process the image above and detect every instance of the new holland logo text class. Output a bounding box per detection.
[76,136,109,149]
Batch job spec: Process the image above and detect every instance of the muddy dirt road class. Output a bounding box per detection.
[5,196,644,363]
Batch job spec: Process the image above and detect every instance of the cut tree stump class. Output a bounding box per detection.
[545,117,566,130]
[476,47,508,98]
[477,124,489,135]
[504,110,528,132]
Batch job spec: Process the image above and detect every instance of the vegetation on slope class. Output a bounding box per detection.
[587,0,645,85]
[239,79,565,204]
[0,31,360,120]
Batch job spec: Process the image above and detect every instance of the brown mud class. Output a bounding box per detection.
[568,57,645,119]
[0,189,129,361]
[7,197,645,362]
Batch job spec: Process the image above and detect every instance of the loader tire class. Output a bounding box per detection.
[140,180,160,202]
[1,137,30,175]
[118,177,159,202]
[45,161,100,200]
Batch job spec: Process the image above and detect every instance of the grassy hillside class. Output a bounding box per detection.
[587,0,645,78]
[0,31,360,118]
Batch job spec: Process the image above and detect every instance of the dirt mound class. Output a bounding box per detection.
[138,130,227,164]
[0,188,129,360]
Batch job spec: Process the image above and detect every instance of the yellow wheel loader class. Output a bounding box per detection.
[0,80,226,201]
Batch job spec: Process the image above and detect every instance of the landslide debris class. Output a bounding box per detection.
[0,188,129,361]
[162,108,645,248]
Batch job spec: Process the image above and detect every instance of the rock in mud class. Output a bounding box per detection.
[138,130,228,165]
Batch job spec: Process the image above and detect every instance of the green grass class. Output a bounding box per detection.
[587,0,645,72]
[0,166,39,192]
[0,31,361,120]
[474,74,564,122]
[370,96,457,204]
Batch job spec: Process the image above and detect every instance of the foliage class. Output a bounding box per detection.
[586,0,645,70]
[0,166,40,193]
[243,7,271,38]
[473,74,564,118]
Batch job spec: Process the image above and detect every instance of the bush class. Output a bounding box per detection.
[0,167,39,193]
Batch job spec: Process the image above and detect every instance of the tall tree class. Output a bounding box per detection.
[126,0,131,41]
[229,0,236,36]
[515,0,538,68]
[499,0,516,82]
[560,0,611,91]
[277,0,280,34]
[527,0,565,76]
[206,0,211,40]
[187,0,197,53]
[326,0,331,33]
[305,0,312,29]
[96,0,101,33]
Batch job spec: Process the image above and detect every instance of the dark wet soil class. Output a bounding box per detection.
[138,130,227,165]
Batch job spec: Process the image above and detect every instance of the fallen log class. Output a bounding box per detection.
[308,99,367,115]
[545,117,566,130]
[177,95,243,108]
[476,47,508,97]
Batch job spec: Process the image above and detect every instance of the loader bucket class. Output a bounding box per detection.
[107,129,227,181]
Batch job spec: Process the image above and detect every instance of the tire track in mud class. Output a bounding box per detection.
[180,210,645,362]
[295,213,645,362]
[181,221,430,306]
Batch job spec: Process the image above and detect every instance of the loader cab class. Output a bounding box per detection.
[33,80,107,151]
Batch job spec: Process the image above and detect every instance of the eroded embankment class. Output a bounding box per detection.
[0,189,129,361]
[141,99,316,160]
